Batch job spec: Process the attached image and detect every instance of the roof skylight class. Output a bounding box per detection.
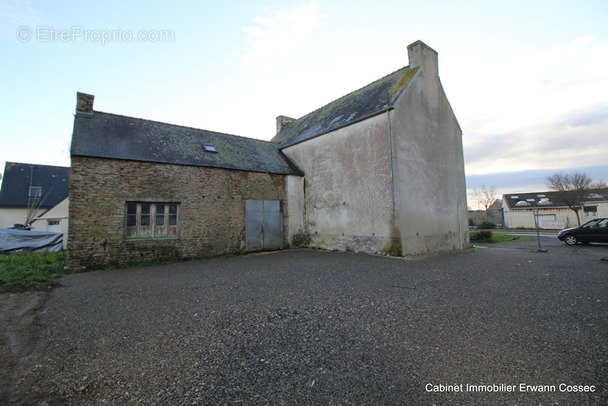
[203,144,217,153]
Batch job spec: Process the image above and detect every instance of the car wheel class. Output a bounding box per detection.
[564,235,578,245]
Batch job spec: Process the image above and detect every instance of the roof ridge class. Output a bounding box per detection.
[504,191,555,195]
[290,65,410,123]
[91,111,280,145]
[505,190,587,196]
[4,161,69,169]
[504,189,608,200]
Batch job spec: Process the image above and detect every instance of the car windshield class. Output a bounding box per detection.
[583,220,599,228]
[582,219,607,228]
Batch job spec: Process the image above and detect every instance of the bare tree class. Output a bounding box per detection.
[545,171,607,225]
[472,185,497,221]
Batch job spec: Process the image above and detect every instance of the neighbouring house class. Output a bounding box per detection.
[67,40,468,269]
[0,162,69,233]
[502,190,608,229]
[35,197,69,249]
[468,199,503,226]
[68,94,303,268]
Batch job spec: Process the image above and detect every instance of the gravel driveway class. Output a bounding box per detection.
[4,246,608,405]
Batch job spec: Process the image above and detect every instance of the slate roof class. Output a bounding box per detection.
[503,190,608,209]
[271,65,420,148]
[71,112,303,176]
[0,162,69,208]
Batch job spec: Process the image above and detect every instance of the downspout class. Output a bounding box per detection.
[387,110,395,212]
[458,202,463,249]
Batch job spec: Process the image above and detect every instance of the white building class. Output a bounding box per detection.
[502,191,608,229]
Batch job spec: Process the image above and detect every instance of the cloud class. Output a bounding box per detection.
[561,102,608,128]
[465,113,608,176]
[0,0,39,36]
[219,3,330,139]
[241,3,326,70]
[461,36,608,176]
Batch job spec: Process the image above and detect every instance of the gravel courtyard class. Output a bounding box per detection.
[4,245,608,405]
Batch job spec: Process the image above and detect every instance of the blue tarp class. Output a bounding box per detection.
[0,229,63,253]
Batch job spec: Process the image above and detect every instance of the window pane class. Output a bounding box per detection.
[168,203,178,225]
[29,186,42,197]
[127,215,137,226]
[140,203,150,226]
[126,203,137,227]
[127,203,137,215]
[156,204,165,225]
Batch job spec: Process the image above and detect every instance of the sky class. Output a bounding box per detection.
[1,0,607,209]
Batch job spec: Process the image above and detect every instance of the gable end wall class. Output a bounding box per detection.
[282,113,394,253]
[391,67,469,253]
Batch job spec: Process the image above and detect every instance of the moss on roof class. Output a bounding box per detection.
[271,66,419,148]
[71,112,302,176]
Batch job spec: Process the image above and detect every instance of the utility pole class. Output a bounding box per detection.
[533,209,542,250]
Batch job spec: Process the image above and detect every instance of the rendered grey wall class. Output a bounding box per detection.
[282,113,395,253]
[391,43,469,253]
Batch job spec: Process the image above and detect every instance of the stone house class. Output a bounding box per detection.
[68,99,302,268]
[35,197,70,249]
[67,40,468,269]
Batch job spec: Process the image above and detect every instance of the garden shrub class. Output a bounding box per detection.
[470,230,493,242]
[478,221,496,229]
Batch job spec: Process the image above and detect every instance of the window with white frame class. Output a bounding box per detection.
[29,186,42,198]
[126,202,179,239]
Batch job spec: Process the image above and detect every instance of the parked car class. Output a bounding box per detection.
[557,218,608,245]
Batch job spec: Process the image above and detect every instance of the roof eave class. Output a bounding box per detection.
[279,107,395,150]
[70,153,302,177]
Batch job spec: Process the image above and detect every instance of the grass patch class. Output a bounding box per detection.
[490,234,526,243]
[0,251,67,292]
[471,232,528,244]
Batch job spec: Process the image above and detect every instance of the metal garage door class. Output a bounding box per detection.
[246,200,282,251]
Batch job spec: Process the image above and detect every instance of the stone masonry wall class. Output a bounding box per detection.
[68,157,288,269]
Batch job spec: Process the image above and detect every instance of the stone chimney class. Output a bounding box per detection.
[407,40,438,77]
[76,92,94,116]
[276,115,296,135]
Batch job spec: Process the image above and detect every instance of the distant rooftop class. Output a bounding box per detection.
[0,162,69,208]
[503,190,608,209]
